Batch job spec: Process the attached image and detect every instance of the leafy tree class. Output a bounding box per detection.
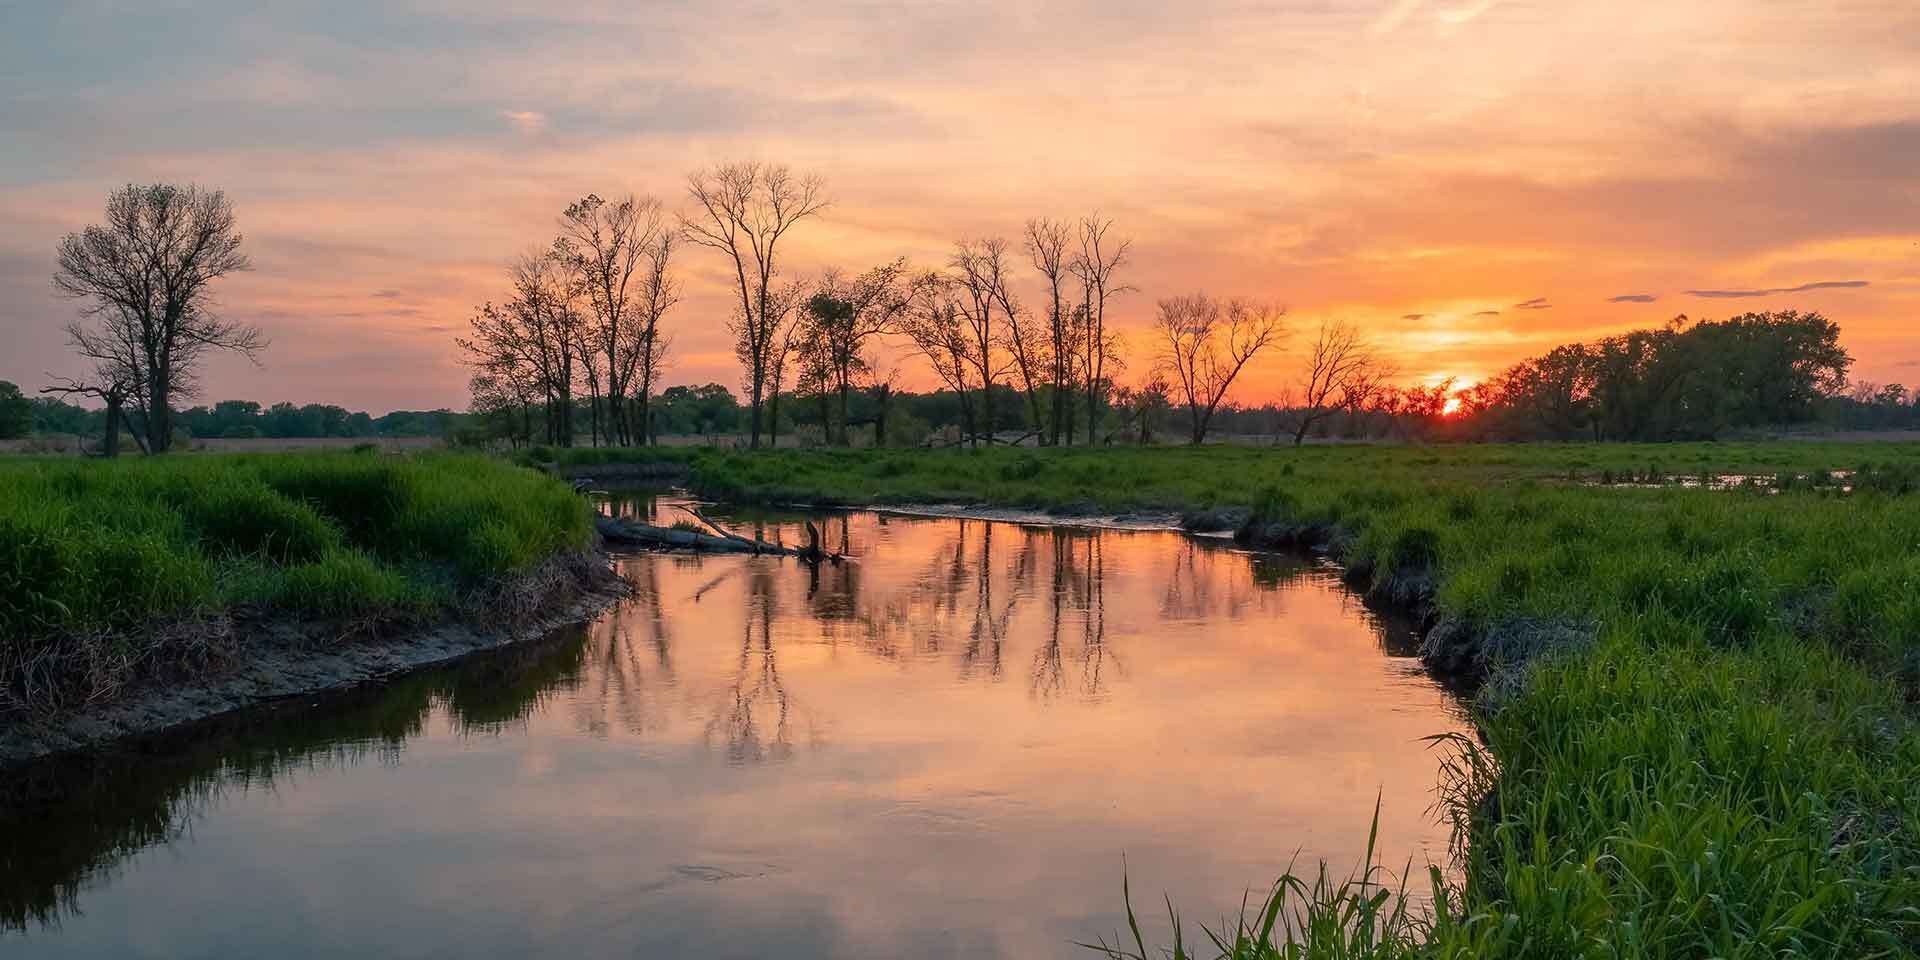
[0,382,32,439]
[1482,311,1851,440]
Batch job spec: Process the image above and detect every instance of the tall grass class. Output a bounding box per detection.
[581,442,1920,957]
[0,451,592,713]
[1082,799,1445,960]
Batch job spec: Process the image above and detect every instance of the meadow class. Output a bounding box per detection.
[545,441,1920,958]
[8,440,1920,955]
[0,450,591,715]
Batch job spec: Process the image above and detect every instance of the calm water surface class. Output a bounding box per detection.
[4,497,1471,959]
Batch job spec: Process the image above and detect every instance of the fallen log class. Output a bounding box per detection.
[596,515,766,552]
[595,514,844,564]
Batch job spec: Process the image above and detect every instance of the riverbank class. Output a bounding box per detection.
[542,443,1920,955]
[0,548,626,766]
[0,451,612,765]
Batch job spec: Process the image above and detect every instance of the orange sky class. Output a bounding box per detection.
[2,1,1917,411]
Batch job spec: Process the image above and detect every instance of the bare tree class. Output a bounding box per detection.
[1285,318,1381,446]
[758,280,809,448]
[1110,374,1171,446]
[1024,218,1075,446]
[468,370,538,448]
[52,184,260,453]
[869,363,903,447]
[1153,293,1285,444]
[683,162,829,449]
[901,271,980,445]
[949,239,1018,443]
[41,367,137,456]
[1069,214,1130,444]
[632,229,680,445]
[459,252,584,445]
[572,319,607,446]
[803,258,911,445]
[556,193,664,446]
[988,255,1050,441]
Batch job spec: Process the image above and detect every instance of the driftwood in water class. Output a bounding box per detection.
[595,511,842,563]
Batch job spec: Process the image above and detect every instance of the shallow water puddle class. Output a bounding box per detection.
[3,496,1471,959]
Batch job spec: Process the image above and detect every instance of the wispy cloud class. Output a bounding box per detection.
[500,110,547,134]
[1685,280,1870,298]
[1513,297,1551,310]
[1369,0,1425,35]
[1472,310,1502,318]
[1437,0,1503,27]
[1401,313,1427,321]
[1608,293,1658,303]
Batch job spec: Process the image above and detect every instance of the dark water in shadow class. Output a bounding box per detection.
[2,495,1471,959]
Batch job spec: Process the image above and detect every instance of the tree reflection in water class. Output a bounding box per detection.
[0,626,593,931]
[1,499,1439,940]
[704,560,803,764]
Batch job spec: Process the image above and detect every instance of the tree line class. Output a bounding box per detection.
[461,160,1324,450]
[1450,311,1867,441]
[36,178,1903,454]
[1178,312,1911,443]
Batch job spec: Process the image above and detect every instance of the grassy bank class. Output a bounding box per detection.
[567,442,1920,956]
[1,451,592,715]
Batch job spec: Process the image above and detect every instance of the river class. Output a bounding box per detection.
[2,495,1472,958]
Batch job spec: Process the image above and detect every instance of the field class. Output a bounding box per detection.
[547,441,1920,957]
[0,451,591,715]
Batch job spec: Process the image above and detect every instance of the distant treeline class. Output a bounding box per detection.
[14,313,1913,450]
[13,391,463,441]
[1186,312,1915,443]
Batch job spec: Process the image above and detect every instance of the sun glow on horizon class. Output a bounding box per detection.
[0,2,1914,410]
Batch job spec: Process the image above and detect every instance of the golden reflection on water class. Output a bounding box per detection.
[3,498,1470,959]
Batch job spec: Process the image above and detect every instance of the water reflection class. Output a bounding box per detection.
[2,496,1470,959]
[0,629,591,932]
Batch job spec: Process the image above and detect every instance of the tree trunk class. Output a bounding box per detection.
[979,376,995,446]
[102,398,122,458]
[1087,388,1099,452]
[838,379,851,447]
[958,387,976,448]
[148,371,172,453]
[756,384,771,447]
[1050,373,1066,447]
[749,378,764,449]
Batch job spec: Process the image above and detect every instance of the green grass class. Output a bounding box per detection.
[0,450,592,713]
[581,441,1920,957]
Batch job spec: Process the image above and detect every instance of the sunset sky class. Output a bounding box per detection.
[3,1,1916,412]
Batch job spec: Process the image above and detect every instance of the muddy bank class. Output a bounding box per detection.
[1231,515,1591,689]
[0,548,630,768]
